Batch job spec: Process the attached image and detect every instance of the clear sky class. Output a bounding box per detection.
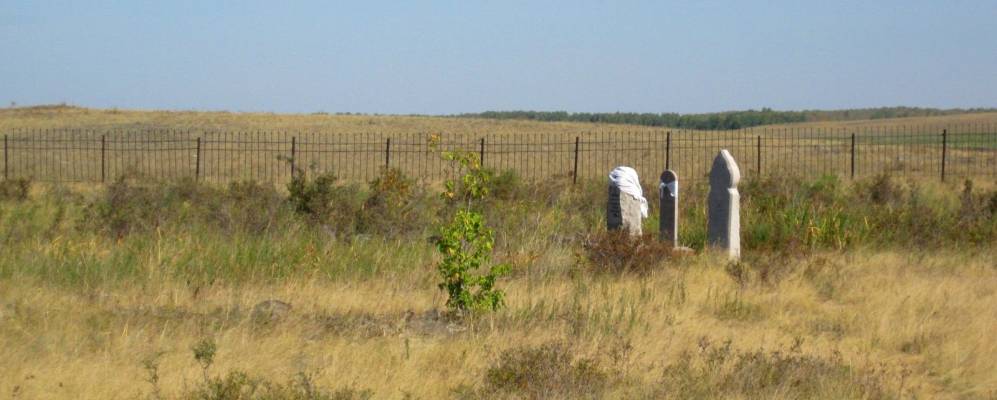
[2,1,996,114]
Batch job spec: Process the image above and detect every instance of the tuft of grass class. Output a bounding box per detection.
[179,339,372,400]
[456,342,611,400]
[657,338,892,399]
[706,287,763,322]
[180,371,373,400]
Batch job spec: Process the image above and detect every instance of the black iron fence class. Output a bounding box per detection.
[3,124,995,185]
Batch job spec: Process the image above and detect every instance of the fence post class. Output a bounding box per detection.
[756,135,761,176]
[940,129,947,182]
[665,131,671,170]
[573,136,580,184]
[290,136,296,178]
[385,137,391,169]
[850,133,856,179]
[479,138,485,166]
[100,135,106,183]
[195,137,202,181]
[3,135,7,181]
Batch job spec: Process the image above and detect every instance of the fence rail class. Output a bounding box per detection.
[3,124,996,185]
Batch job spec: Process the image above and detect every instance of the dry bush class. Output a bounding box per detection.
[864,172,905,207]
[82,177,176,237]
[83,177,291,237]
[356,167,438,238]
[456,342,611,400]
[582,230,677,275]
[215,180,287,234]
[483,169,526,201]
[0,178,30,201]
[657,338,892,399]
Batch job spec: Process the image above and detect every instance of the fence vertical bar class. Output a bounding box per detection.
[385,137,391,169]
[572,136,580,184]
[756,135,761,176]
[2,134,7,181]
[195,137,202,181]
[665,131,671,170]
[100,134,106,183]
[850,133,856,179]
[290,136,297,178]
[479,137,485,166]
[940,129,947,182]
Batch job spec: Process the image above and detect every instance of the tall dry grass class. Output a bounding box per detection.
[2,251,995,399]
[0,171,995,399]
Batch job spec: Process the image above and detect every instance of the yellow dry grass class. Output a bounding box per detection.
[3,105,997,133]
[2,250,995,399]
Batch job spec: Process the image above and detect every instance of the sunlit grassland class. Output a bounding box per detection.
[3,105,997,133]
[3,250,995,399]
[0,172,995,398]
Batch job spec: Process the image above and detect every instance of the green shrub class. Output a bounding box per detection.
[741,175,865,252]
[436,209,508,312]
[434,148,508,313]
[484,169,525,201]
[286,171,365,234]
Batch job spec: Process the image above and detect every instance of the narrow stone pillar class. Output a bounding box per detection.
[659,170,678,244]
[707,150,741,260]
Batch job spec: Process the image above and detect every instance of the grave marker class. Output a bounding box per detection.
[607,166,647,236]
[707,150,741,260]
[659,170,679,244]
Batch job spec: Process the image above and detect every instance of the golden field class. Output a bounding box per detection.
[0,108,995,398]
[1,172,996,399]
[2,250,996,399]
[3,105,997,133]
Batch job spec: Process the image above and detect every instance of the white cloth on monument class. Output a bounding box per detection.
[609,166,648,218]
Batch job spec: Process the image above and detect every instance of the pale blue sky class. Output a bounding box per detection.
[2,1,995,114]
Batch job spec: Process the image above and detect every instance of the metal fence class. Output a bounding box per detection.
[3,124,995,185]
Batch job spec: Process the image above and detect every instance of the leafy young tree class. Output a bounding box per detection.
[433,138,509,313]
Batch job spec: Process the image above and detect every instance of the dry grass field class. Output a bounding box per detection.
[1,108,995,399]
[1,169,995,399]
[3,251,995,399]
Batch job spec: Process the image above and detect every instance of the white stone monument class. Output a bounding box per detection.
[607,166,648,236]
[707,150,741,260]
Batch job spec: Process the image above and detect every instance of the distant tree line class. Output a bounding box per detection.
[454,107,997,130]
